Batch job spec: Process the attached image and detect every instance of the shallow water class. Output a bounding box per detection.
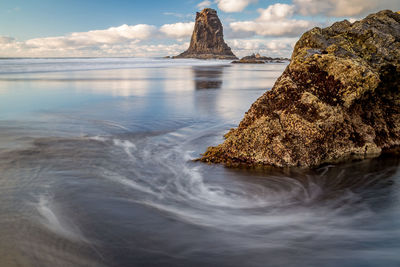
[0,58,399,267]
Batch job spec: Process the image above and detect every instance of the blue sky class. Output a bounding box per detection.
[1,0,199,39]
[1,0,297,39]
[0,0,397,57]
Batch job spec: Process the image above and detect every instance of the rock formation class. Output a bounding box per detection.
[174,8,237,60]
[200,10,400,168]
[232,54,290,64]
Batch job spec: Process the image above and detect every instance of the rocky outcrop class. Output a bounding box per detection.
[200,10,400,168]
[174,8,237,60]
[232,54,290,64]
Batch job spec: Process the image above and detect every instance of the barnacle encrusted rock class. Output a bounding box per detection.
[200,10,400,168]
[174,8,237,60]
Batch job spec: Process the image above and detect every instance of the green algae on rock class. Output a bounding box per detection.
[200,10,400,168]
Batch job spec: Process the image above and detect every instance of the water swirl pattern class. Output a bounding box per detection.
[0,58,398,267]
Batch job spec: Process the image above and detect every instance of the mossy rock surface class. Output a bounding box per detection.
[200,10,400,168]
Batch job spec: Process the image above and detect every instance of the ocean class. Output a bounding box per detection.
[0,57,399,267]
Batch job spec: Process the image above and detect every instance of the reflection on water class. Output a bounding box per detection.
[0,59,398,267]
[192,65,226,89]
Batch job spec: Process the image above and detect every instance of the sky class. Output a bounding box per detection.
[0,0,398,58]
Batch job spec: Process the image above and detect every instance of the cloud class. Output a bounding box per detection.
[293,0,399,17]
[24,24,157,50]
[197,1,212,10]
[229,38,297,58]
[257,3,295,20]
[100,42,190,57]
[229,3,314,37]
[160,22,195,38]
[0,36,15,44]
[0,20,194,57]
[0,34,190,58]
[216,0,257,13]
[163,12,193,19]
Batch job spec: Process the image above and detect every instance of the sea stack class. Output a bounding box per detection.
[174,8,237,60]
[200,10,400,168]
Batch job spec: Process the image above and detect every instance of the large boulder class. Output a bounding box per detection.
[174,8,237,60]
[200,10,400,168]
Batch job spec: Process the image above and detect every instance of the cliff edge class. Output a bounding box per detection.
[200,10,400,168]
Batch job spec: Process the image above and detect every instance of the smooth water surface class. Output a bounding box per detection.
[0,58,399,267]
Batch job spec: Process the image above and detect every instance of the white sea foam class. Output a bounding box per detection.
[100,168,157,195]
[104,125,330,231]
[35,195,84,241]
[87,136,108,142]
[113,139,136,158]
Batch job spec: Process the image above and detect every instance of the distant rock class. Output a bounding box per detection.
[200,10,400,168]
[232,54,290,64]
[174,8,237,60]
[232,59,266,64]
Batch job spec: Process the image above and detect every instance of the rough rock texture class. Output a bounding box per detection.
[174,8,237,60]
[232,53,290,64]
[200,10,400,168]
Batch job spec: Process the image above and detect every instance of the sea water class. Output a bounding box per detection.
[0,58,399,267]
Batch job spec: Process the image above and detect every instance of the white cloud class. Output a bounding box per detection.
[258,3,295,21]
[229,3,314,37]
[104,42,189,57]
[0,22,192,57]
[24,24,157,50]
[348,18,358,23]
[0,35,190,58]
[293,0,331,16]
[197,1,212,10]
[216,0,258,13]
[293,0,399,17]
[160,22,195,38]
[69,24,157,43]
[229,38,297,58]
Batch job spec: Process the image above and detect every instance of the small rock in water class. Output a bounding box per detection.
[232,54,289,64]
